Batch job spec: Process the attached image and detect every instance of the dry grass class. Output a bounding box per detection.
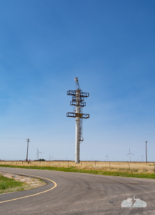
[0,173,46,194]
[1,164,155,180]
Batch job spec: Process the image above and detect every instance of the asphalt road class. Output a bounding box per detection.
[0,167,155,215]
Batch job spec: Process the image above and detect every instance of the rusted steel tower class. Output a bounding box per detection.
[67,77,89,163]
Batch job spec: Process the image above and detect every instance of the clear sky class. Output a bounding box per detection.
[0,0,155,161]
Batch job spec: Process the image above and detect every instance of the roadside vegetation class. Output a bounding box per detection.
[1,164,155,180]
[0,173,46,194]
[0,174,24,194]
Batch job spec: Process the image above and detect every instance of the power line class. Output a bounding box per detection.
[0,137,26,140]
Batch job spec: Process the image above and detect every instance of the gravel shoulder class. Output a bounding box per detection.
[0,172,46,194]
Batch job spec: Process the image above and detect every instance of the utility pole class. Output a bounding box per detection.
[145,141,147,163]
[26,138,30,162]
[67,77,89,163]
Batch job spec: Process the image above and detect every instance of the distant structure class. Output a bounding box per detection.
[127,148,134,162]
[145,141,147,163]
[105,155,108,161]
[36,148,41,160]
[67,77,90,163]
[26,138,30,162]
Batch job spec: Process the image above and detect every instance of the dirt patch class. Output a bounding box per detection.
[0,172,46,194]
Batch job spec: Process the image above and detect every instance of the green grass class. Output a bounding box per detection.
[1,164,155,179]
[0,174,23,191]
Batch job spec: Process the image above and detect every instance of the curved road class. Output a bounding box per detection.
[0,167,155,215]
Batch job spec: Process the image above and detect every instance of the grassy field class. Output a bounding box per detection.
[0,174,24,194]
[0,164,155,180]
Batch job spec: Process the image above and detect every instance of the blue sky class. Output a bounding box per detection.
[0,0,155,161]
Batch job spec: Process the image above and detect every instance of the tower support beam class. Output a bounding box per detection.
[75,89,80,163]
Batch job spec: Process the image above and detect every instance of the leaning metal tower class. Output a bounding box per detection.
[67,77,89,163]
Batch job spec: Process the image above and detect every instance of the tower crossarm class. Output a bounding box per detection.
[72,96,84,102]
[70,101,86,107]
[66,112,89,119]
[67,90,89,98]
[80,92,89,97]
[67,90,76,96]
